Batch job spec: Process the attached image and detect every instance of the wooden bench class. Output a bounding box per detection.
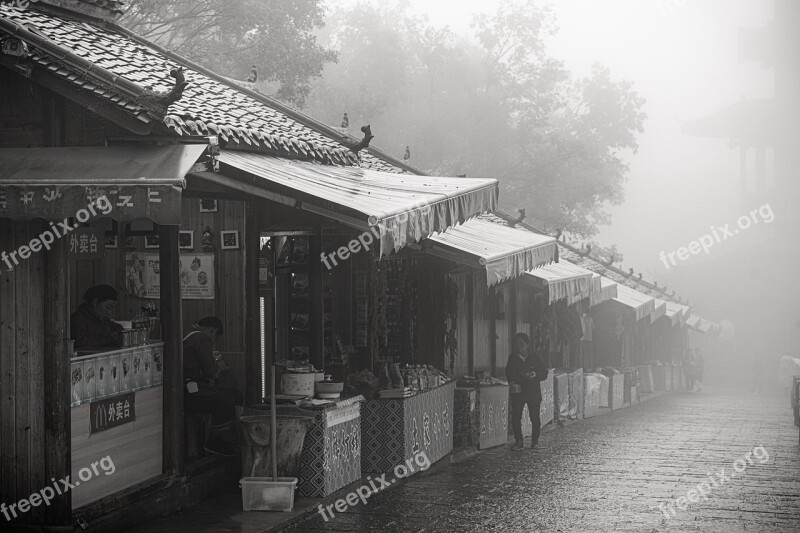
[185,412,213,460]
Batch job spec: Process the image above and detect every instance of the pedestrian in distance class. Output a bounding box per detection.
[505,333,548,450]
[750,353,763,394]
[695,348,705,391]
[683,349,697,392]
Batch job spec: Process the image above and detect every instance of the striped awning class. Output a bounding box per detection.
[424,215,557,286]
[651,298,667,323]
[665,301,690,325]
[696,317,719,334]
[594,275,618,307]
[216,151,498,257]
[611,285,656,322]
[522,260,595,305]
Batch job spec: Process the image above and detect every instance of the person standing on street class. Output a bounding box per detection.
[695,348,705,391]
[506,333,548,450]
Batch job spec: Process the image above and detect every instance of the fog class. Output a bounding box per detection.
[317,0,799,372]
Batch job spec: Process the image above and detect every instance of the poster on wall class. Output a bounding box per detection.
[127,253,215,300]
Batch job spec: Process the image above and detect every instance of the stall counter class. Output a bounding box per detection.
[362,380,455,473]
[297,396,364,498]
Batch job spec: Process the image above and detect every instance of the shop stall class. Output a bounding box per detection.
[0,143,211,526]
[594,284,656,369]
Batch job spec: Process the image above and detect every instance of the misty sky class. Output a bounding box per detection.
[328,0,774,275]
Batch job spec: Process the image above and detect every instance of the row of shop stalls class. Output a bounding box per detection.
[0,147,725,529]
[0,1,723,530]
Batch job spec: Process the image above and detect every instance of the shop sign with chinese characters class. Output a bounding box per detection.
[69,228,105,260]
[90,391,136,434]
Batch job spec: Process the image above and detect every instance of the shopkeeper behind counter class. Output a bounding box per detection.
[71,284,123,351]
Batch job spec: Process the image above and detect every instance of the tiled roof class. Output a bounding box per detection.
[0,4,405,172]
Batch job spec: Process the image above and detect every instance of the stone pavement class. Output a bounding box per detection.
[281,388,800,533]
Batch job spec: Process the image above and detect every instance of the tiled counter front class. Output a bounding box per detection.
[637,365,654,393]
[454,384,509,450]
[478,384,509,449]
[454,388,478,448]
[297,396,363,498]
[652,365,666,391]
[583,373,604,419]
[672,364,684,391]
[362,381,455,473]
[610,373,624,410]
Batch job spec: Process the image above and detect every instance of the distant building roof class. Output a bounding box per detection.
[680,98,776,144]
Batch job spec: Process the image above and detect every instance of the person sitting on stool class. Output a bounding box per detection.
[183,316,241,457]
[506,333,548,450]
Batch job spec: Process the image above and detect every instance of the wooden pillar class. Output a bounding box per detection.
[507,281,517,354]
[244,203,262,405]
[159,224,184,476]
[466,271,474,376]
[43,233,71,524]
[42,90,65,147]
[309,229,324,370]
[489,285,497,377]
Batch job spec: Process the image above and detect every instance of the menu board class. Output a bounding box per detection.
[70,344,164,407]
[126,253,215,300]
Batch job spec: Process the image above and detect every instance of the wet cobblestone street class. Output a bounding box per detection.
[283,389,800,533]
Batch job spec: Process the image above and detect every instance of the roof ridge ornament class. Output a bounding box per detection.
[348,125,374,154]
[506,208,526,228]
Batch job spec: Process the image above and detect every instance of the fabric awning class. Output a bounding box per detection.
[0,145,204,225]
[611,285,656,322]
[685,314,701,329]
[651,298,667,324]
[218,151,498,256]
[594,275,618,307]
[424,216,556,286]
[696,318,718,334]
[522,260,595,305]
[665,301,690,325]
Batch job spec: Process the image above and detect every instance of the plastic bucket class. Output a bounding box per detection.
[239,477,297,512]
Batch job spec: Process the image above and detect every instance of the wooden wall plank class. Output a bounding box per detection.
[14,222,32,504]
[0,220,17,505]
[71,387,163,509]
[453,272,469,379]
[44,229,72,524]
[27,221,47,524]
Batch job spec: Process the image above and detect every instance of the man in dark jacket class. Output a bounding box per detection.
[505,332,548,450]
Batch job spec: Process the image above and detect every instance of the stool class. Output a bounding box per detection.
[185,412,213,460]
